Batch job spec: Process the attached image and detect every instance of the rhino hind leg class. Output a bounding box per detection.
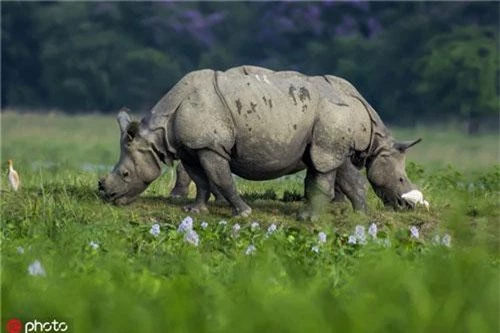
[170,163,191,198]
[181,162,211,214]
[198,149,252,217]
[211,187,228,204]
[299,168,336,221]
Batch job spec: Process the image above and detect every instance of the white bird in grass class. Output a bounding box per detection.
[7,159,20,191]
[402,189,429,210]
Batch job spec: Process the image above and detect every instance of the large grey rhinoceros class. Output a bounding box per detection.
[98,65,421,219]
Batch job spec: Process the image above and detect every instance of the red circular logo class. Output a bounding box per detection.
[6,319,23,333]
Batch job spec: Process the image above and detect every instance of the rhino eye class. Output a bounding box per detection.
[122,170,130,178]
[399,177,404,183]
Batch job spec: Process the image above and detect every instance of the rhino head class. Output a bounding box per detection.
[366,138,421,209]
[98,109,164,205]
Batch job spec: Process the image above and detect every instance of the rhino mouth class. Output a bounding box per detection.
[99,190,138,205]
[375,188,412,210]
[98,180,138,206]
[113,194,138,206]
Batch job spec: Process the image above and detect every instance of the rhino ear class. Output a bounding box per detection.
[125,121,140,142]
[117,107,132,134]
[394,138,422,153]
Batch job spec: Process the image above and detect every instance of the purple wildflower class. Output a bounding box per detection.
[184,229,199,247]
[178,216,193,233]
[150,223,161,237]
[410,226,419,239]
[28,260,46,277]
[318,232,327,244]
[245,244,256,255]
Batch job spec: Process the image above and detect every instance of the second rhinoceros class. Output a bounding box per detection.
[99,65,421,219]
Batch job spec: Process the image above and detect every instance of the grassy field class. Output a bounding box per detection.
[1,111,499,333]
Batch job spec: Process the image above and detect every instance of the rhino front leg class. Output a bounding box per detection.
[170,162,227,203]
[181,162,211,214]
[335,161,367,211]
[198,149,252,217]
[170,163,191,198]
[300,168,336,221]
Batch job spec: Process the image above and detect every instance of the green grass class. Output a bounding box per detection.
[1,112,499,333]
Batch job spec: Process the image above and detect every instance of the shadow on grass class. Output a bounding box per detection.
[133,194,303,219]
[241,189,304,203]
[133,193,357,224]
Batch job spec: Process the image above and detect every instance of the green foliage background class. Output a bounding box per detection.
[2,2,499,128]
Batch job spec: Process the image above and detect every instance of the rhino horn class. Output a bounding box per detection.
[117,107,132,134]
[393,138,422,152]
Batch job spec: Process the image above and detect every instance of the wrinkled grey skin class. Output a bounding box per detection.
[170,160,367,211]
[99,65,421,219]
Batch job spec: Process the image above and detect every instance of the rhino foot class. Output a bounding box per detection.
[183,204,209,214]
[232,207,252,218]
[297,209,319,222]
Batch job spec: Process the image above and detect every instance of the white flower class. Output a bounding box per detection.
[441,234,451,247]
[200,221,209,229]
[184,229,199,247]
[232,223,241,235]
[410,226,419,239]
[267,223,277,235]
[355,225,365,237]
[28,260,46,277]
[89,241,99,250]
[368,223,378,239]
[150,223,161,237]
[16,246,25,254]
[250,221,260,231]
[311,245,320,253]
[219,220,228,226]
[245,244,256,255]
[348,235,357,245]
[432,234,441,245]
[177,216,194,233]
[318,232,327,244]
[354,225,367,244]
[401,190,429,210]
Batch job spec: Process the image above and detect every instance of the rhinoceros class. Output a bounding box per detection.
[169,160,368,211]
[98,65,421,219]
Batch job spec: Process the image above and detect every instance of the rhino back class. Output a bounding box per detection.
[324,74,391,140]
[214,68,321,175]
[216,69,319,143]
[145,69,215,120]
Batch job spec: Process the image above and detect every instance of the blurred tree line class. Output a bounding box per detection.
[2,1,498,132]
